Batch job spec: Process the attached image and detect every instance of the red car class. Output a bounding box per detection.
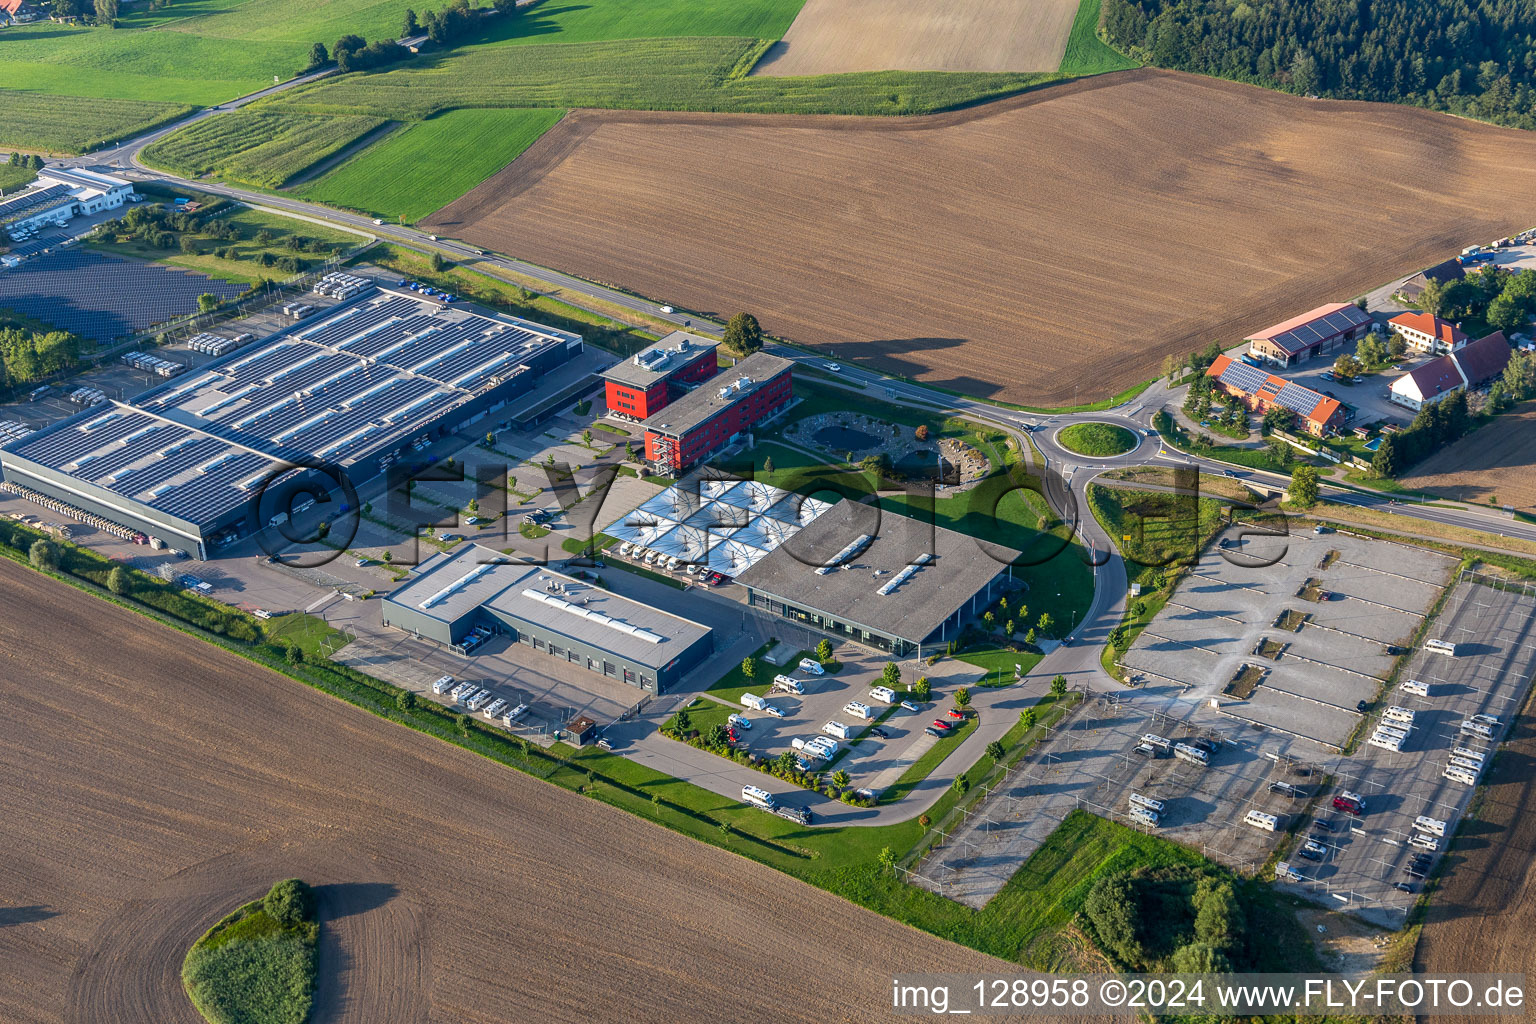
[946,708,965,720]
[706,571,727,586]
[931,719,953,732]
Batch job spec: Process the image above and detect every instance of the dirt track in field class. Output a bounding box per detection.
[426,69,1536,407]
[752,0,1078,75]
[0,560,1016,1024]
[1400,405,1536,510]
[1414,698,1536,1017]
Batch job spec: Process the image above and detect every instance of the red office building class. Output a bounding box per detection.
[643,352,794,473]
[600,331,720,420]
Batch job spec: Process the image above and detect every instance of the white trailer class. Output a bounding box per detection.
[483,698,509,719]
[432,675,455,695]
[1173,742,1209,766]
[740,693,768,711]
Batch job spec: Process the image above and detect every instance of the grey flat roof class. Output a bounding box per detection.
[600,330,718,389]
[643,351,793,436]
[386,544,711,667]
[734,499,1018,643]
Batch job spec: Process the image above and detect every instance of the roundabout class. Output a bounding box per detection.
[1052,421,1140,459]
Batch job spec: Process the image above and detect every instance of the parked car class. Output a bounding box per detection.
[930,719,953,732]
[869,727,889,739]
[253,608,272,619]
[900,700,921,712]
[1313,525,1333,534]
[924,726,947,737]
[1311,818,1337,833]
[946,708,965,720]
[825,362,841,372]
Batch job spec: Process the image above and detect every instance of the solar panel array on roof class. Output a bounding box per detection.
[1273,382,1326,417]
[0,286,580,534]
[0,183,70,222]
[1218,360,1270,394]
[1265,307,1369,354]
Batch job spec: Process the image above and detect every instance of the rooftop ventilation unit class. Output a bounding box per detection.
[420,561,497,609]
[522,588,664,643]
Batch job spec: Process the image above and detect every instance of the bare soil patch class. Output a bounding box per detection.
[1415,700,1536,1019]
[753,0,1079,76]
[1399,405,1536,511]
[0,561,1008,1024]
[426,70,1536,406]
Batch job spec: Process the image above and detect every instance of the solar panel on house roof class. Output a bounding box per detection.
[1219,360,1270,394]
[1273,382,1325,417]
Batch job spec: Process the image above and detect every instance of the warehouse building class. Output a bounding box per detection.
[1205,354,1347,436]
[643,351,793,473]
[0,285,582,556]
[735,499,1019,657]
[2,167,135,239]
[600,330,719,420]
[1245,302,1373,367]
[382,545,714,693]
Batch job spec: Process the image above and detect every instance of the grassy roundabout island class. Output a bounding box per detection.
[182,879,319,1024]
[1056,422,1137,457]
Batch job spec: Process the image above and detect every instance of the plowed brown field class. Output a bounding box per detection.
[0,560,1013,1024]
[1400,405,1536,511]
[426,69,1536,407]
[1414,699,1536,1020]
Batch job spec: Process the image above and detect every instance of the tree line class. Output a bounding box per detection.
[1420,265,1536,336]
[308,0,521,74]
[1102,0,1536,130]
[0,325,80,391]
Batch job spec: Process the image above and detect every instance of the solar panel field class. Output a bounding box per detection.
[297,108,565,222]
[424,69,1536,406]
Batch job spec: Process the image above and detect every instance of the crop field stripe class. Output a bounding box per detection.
[0,90,196,155]
[468,0,808,48]
[141,111,389,189]
[297,108,565,222]
[1057,0,1140,76]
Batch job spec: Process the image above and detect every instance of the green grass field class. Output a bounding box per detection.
[469,0,806,47]
[0,90,195,154]
[0,162,36,194]
[298,107,563,221]
[140,110,387,187]
[1057,0,1140,76]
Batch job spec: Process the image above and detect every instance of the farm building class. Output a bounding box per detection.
[1389,311,1469,356]
[1,168,134,239]
[0,0,42,24]
[600,331,719,421]
[1396,258,1465,304]
[1389,331,1512,411]
[642,352,793,474]
[0,285,582,556]
[381,545,714,694]
[1205,355,1346,436]
[735,498,1019,657]
[1245,302,1373,367]
[601,471,836,578]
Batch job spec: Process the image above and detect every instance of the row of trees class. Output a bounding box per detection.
[1102,0,1536,130]
[314,0,520,74]
[0,325,79,390]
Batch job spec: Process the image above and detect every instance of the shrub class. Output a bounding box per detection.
[28,539,57,570]
[263,878,317,927]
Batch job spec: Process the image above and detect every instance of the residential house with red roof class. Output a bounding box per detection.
[1206,354,1347,436]
[1389,311,1469,356]
[1389,331,1511,411]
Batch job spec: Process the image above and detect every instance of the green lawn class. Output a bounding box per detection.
[0,162,35,193]
[1056,421,1136,457]
[1086,484,1224,592]
[956,645,1042,687]
[0,90,196,154]
[181,893,317,1024]
[140,110,388,188]
[298,108,565,221]
[468,0,807,47]
[1057,0,1140,76]
[706,645,812,705]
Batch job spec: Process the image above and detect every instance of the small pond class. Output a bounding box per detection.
[814,425,882,450]
[893,448,958,484]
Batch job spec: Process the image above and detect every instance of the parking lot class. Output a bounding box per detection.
[1121,526,1457,748]
[1273,572,1536,926]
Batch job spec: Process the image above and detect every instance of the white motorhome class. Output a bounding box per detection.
[869,686,897,704]
[1401,680,1430,697]
[1244,810,1279,832]
[1460,720,1494,739]
[843,701,874,720]
[742,784,775,809]
[823,721,854,740]
[1173,742,1209,766]
[1129,792,1166,814]
[1383,706,1416,725]
[1451,746,1485,764]
[432,674,456,694]
[1129,807,1160,827]
[771,674,806,695]
[1443,766,1479,786]
[1447,756,1483,775]
[1368,732,1404,753]
[1413,815,1447,837]
[1424,639,1458,656]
